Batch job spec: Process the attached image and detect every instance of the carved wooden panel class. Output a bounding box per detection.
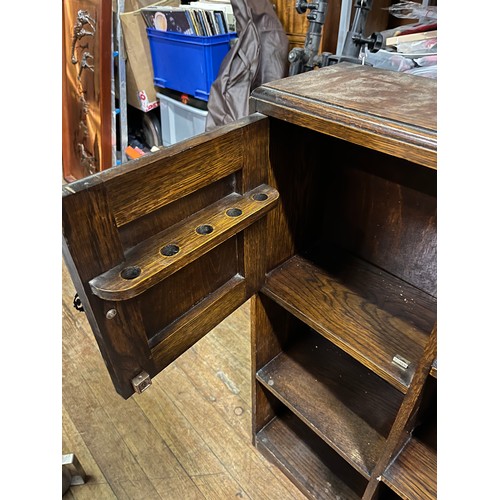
[62,0,112,181]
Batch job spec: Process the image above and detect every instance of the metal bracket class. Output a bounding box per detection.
[62,453,87,486]
[392,354,410,370]
[131,371,152,394]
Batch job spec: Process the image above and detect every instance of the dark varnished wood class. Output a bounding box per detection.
[382,438,437,500]
[324,153,437,297]
[102,115,268,227]
[62,183,153,398]
[89,185,278,301]
[251,66,437,499]
[150,276,247,368]
[250,63,437,169]
[362,327,437,499]
[256,329,404,478]
[251,293,296,444]
[63,63,437,499]
[62,116,275,398]
[256,410,367,499]
[262,254,431,393]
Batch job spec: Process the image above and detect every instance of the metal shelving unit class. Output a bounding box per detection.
[111,0,128,166]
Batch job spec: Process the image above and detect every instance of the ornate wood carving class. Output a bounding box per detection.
[62,1,112,181]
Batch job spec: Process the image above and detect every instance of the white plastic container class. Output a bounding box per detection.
[157,92,208,146]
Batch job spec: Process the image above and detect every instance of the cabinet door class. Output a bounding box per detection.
[62,114,277,399]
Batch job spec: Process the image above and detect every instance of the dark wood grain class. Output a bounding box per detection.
[240,115,270,295]
[362,326,437,499]
[62,117,275,399]
[382,438,437,500]
[256,330,404,478]
[251,294,296,440]
[118,176,235,252]
[150,276,247,369]
[263,118,436,299]
[256,410,367,499]
[106,115,268,226]
[63,61,437,498]
[62,182,151,398]
[89,185,279,300]
[262,254,431,393]
[139,239,238,340]
[324,155,437,297]
[251,63,436,169]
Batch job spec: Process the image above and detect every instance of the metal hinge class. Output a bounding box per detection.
[131,371,152,394]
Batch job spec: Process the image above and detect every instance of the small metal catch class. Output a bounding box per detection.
[392,354,410,370]
[62,453,87,486]
[131,371,152,394]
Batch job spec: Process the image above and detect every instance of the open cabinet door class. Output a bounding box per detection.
[62,115,277,399]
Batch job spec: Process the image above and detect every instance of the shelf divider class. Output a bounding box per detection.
[262,254,436,393]
[256,410,367,500]
[257,330,404,478]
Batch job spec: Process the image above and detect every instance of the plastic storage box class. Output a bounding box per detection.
[157,92,208,146]
[147,28,237,101]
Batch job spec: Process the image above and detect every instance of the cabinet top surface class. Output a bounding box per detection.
[251,63,437,168]
[256,63,436,132]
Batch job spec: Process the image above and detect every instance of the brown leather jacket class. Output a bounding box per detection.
[205,0,289,130]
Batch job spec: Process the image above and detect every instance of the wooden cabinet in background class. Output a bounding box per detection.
[272,0,310,50]
[62,63,437,499]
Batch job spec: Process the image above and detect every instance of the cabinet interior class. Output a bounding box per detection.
[251,118,437,498]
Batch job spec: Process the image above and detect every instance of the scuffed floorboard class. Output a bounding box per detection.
[62,260,306,500]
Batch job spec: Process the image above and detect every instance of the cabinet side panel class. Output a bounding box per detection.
[266,119,328,269]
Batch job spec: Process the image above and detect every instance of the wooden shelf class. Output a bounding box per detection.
[89,184,278,300]
[256,330,404,478]
[262,254,436,393]
[382,438,437,500]
[256,409,367,500]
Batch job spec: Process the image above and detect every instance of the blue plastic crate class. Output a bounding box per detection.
[147,28,236,101]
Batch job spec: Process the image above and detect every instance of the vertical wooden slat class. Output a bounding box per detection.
[362,325,437,499]
[62,182,152,398]
[251,294,296,439]
[240,118,271,294]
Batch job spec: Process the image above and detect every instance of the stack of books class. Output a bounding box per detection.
[141,3,234,36]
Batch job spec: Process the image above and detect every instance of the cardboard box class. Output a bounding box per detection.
[120,0,180,112]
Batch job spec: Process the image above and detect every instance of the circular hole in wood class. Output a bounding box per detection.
[226,208,242,217]
[252,193,268,201]
[196,224,214,235]
[161,244,180,257]
[120,266,141,280]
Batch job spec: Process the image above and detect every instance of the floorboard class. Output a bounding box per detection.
[62,261,306,499]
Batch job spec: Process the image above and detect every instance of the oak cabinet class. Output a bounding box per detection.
[63,63,437,499]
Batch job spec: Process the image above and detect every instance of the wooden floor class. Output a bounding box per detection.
[62,261,307,500]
